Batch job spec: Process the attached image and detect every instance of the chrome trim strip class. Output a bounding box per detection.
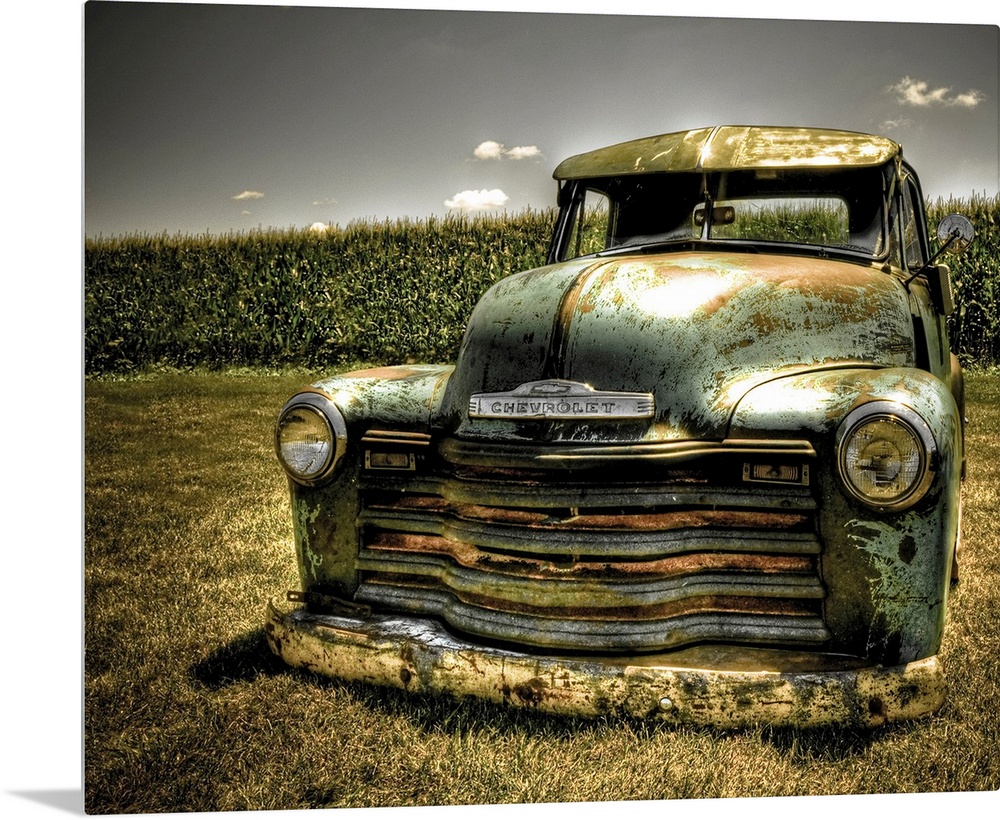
[469,379,654,420]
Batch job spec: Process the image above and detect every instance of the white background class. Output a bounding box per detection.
[3,1,997,818]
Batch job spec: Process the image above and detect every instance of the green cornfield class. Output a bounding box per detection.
[929,195,1000,366]
[84,197,1000,374]
[85,211,554,373]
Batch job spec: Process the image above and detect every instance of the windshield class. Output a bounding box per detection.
[555,166,890,262]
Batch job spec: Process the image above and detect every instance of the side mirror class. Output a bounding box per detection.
[904,213,974,304]
[936,213,975,255]
[926,214,973,316]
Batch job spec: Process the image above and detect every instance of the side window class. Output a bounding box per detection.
[901,179,926,269]
[563,189,611,259]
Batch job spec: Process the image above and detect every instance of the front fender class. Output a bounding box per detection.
[281,364,453,599]
[728,367,962,664]
[728,366,959,440]
[311,363,454,431]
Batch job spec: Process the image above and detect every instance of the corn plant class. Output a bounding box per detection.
[85,198,998,373]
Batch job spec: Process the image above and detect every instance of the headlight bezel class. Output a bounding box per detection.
[275,391,348,485]
[836,400,937,512]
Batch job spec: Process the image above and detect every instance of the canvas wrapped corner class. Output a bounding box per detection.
[265,597,945,728]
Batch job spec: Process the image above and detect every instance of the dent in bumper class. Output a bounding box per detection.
[265,598,945,728]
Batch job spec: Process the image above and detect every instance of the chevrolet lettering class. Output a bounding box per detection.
[268,126,974,728]
[469,380,655,420]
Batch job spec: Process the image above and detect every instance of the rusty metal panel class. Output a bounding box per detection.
[731,367,962,664]
[442,252,915,443]
[266,601,945,727]
[352,446,828,651]
[553,126,900,179]
[359,495,818,556]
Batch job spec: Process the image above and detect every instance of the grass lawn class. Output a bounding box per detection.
[83,369,1000,814]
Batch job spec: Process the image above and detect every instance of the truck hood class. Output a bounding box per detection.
[439,251,916,442]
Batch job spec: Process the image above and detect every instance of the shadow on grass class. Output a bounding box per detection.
[754,723,898,761]
[333,675,600,738]
[190,626,605,737]
[190,628,288,689]
[310,672,900,759]
[191,628,900,759]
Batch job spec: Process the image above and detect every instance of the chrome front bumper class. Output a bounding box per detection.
[265,596,945,728]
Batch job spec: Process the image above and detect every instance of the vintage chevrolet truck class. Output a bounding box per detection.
[266,125,974,727]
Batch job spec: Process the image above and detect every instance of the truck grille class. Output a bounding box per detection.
[354,438,828,653]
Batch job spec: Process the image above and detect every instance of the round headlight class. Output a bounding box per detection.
[837,401,936,511]
[275,392,347,484]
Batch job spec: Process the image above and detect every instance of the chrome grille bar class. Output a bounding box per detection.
[352,438,826,653]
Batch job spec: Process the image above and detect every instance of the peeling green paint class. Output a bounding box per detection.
[313,364,454,430]
[441,252,915,443]
[844,516,946,661]
[291,495,324,581]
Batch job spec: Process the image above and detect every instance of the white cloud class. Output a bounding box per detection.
[952,90,987,108]
[880,117,913,131]
[474,140,505,160]
[889,76,985,108]
[232,190,265,200]
[312,197,337,206]
[473,141,541,160]
[444,188,510,212]
[506,145,541,160]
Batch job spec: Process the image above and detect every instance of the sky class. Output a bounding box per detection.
[83,1,1000,238]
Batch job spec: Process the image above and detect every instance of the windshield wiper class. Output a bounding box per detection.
[595,237,696,257]
[595,237,768,257]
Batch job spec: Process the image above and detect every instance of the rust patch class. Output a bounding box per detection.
[363,575,820,622]
[364,494,810,533]
[545,260,610,378]
[575,262,621,315]
[513,680,545,705]
[365,531,816,581]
